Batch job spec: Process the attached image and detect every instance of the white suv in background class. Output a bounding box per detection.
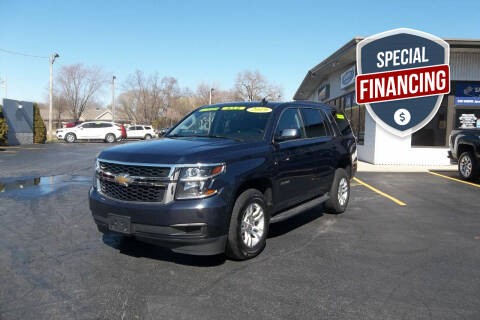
[126,125,156,140]
[56,121,122,143]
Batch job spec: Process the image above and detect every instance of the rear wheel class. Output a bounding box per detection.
[458,151,479,181]
[65,133,76,143]
[144,134,152,140]
[226,189,269,260]
[105,133,116,143]
[325,168,350,214]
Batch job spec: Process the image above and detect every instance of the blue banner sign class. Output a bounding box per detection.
[454,82,480,106]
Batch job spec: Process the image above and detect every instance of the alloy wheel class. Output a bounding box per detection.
[240,203,265,248]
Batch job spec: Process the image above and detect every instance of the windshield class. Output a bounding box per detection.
[167,106,273,141]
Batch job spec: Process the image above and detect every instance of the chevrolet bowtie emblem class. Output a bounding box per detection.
[114,174,132,187]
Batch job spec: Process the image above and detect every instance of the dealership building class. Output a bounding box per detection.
[294,37,480,165]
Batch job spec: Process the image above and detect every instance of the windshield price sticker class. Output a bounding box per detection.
[246,107,272,113]
[355,28,450,137]
[199,107,219,112]
[221,106,246,111]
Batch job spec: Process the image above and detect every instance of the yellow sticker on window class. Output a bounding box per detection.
[221,106,246,111]
[199,107,219,112]
[246,107,272,113]
[336,114,345,119]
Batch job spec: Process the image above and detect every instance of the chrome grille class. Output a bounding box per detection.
[100,180,166,202]
[97,160,172,202]
[99,161,170,177]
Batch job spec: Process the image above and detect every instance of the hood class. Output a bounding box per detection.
[98,137,268,164]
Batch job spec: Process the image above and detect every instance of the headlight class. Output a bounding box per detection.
[93,158,100,189]
[175,164,225,200]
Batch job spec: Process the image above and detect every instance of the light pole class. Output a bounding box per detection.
[49,53,59,140]
[0,75,7,99]
[209,88,214,105]
[112,76,116,122]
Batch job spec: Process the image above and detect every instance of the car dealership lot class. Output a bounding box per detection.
[1,144,480,320]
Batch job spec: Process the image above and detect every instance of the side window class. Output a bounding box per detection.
[301,109,329,138]
[332,111,353,136]
[275,108,305,138]
[144,126,151,130]
[82,123,93,129]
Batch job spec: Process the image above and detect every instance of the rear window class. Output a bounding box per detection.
[332,111,353,136]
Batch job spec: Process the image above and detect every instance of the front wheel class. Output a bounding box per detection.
[105,133,116,143]
[325,168,350,214]
[65,133,76,143]
[458,151,479,181]
[226,189,269,260]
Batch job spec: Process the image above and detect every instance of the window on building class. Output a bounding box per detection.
[411,96,448,147]
[454,108,480,129]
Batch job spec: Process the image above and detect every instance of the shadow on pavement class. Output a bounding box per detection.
[102,233,226,267]
[268,205,325,238]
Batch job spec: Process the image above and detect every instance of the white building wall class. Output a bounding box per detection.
[358,112,450,165]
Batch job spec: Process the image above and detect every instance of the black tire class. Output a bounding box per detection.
[325,168,350,214]
[226,189,270,260]
[458,151,479,181]
[105,133,116,143]
[65,133,76,143]
[144,134,152,140]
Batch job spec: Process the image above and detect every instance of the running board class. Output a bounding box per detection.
[270,193,329,224]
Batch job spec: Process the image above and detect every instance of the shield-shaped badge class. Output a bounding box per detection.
[356,28,450,137]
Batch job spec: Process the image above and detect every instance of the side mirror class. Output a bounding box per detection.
[275,128,301,142]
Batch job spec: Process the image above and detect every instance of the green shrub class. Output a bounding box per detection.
[33,103,46,144]
[0,105,8,145]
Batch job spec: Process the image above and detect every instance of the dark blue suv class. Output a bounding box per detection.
[89,101,357,260]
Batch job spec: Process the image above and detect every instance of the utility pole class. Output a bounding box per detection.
[209,88,214,105]
[0,75,6,99]
[112,76,116,122]
[49,53,59,140]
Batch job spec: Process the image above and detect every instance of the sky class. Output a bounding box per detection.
[1,0,479,106]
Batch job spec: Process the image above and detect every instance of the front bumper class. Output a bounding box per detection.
[89,187,230,255]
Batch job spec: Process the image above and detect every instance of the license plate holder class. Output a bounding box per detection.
[108,214,131,234]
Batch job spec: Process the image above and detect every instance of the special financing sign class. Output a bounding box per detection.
[355,28,450,137]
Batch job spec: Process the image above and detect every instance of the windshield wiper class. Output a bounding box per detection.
[208,134,244,142]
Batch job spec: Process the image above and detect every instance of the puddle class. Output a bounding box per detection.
[0,174,92,198]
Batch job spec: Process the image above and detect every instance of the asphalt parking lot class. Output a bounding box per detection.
[1,143,480,320]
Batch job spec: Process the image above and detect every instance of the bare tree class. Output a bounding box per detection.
[56,64,106,121]
[234,70,283,102]
[195,83,235,106]
[53,94,70,126]
[122,71,180,124]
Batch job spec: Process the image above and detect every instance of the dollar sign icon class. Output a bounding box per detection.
[394,109,411,126]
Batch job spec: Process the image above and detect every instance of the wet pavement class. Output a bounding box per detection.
[0,174,91,198]
[1,143,480,319]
